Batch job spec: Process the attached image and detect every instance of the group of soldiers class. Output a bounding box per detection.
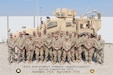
[7,30,105,65]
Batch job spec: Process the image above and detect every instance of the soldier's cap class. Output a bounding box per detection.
[65,37,69,40]
[9,33,13,36]
[29,35,32,38]
[19,32,23,35]
[98,35,101,37]
[51,32,54,34]
[23,30,26,33]
[37,31,41,34]
[19,32,22,34]
[47,33,50,35]
[77,34,80,35]
[66,30,69,33]
[54,34,58,37]
[33,31,36,34]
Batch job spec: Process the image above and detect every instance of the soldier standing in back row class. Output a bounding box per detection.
[75,34,82,63]
[62,36,72,64]
[16,32,25,63]
[52,35,62,64]
[26,35,34,63]
[7,33,16,64]
[71,32,77,63]
[23,30,29,61]
[59,31,64,61]
[95,35,105,64]
[35,32,43,63]
[89,35,95,64]
[32,31,37,60]
[44,33,53,62]
[43,30,47,57]
[84,34,94,64]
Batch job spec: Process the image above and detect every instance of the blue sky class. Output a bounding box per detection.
[0,0,113,16]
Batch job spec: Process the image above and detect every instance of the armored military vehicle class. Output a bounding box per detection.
[38,8,101,36]
[13,8,101,36]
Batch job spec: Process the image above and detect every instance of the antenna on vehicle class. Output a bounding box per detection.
[80,7,90,17]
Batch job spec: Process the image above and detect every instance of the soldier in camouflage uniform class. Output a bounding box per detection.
[31,31,37,60]
[81,34,87,61]
[44,33,53,62]
[95,35,105,64]
[62,36,72,64]
[16,32,25,63]
[91,35,97,62]
[42,30,47,58]
[26,35,34,63]
[84,34,94,63]
[88,35,95,64]
[71,32,77,62]
[75,34,82,63]
[34,32,44,63]
[51,32,55,62]
[52,35,62,64]
[59,31,65,63]
[7,33,16,64]
[23,30,29,61]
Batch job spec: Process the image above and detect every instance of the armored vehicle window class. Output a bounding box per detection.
[80,24,87,29]
[47,22,57,29]
[66,22,71,27]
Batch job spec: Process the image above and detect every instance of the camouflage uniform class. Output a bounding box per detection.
[59,32,64,47]
[52,36,62,63]
[91,37,96,61]
[26,36,34,63]
[51,32,55,62]
[23,32,29,61]
[43,33,47,58]
[75,36,82,62]
[31,33,37,60]
[16,33,25,63]
[62,37,72,63]
[7,33,16,63]
[84,36,94,63]
[44,34,53,62]
[59,32,64,63]
[95,36,105,64]
[35,35,43,62]
[71,33,77,62]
